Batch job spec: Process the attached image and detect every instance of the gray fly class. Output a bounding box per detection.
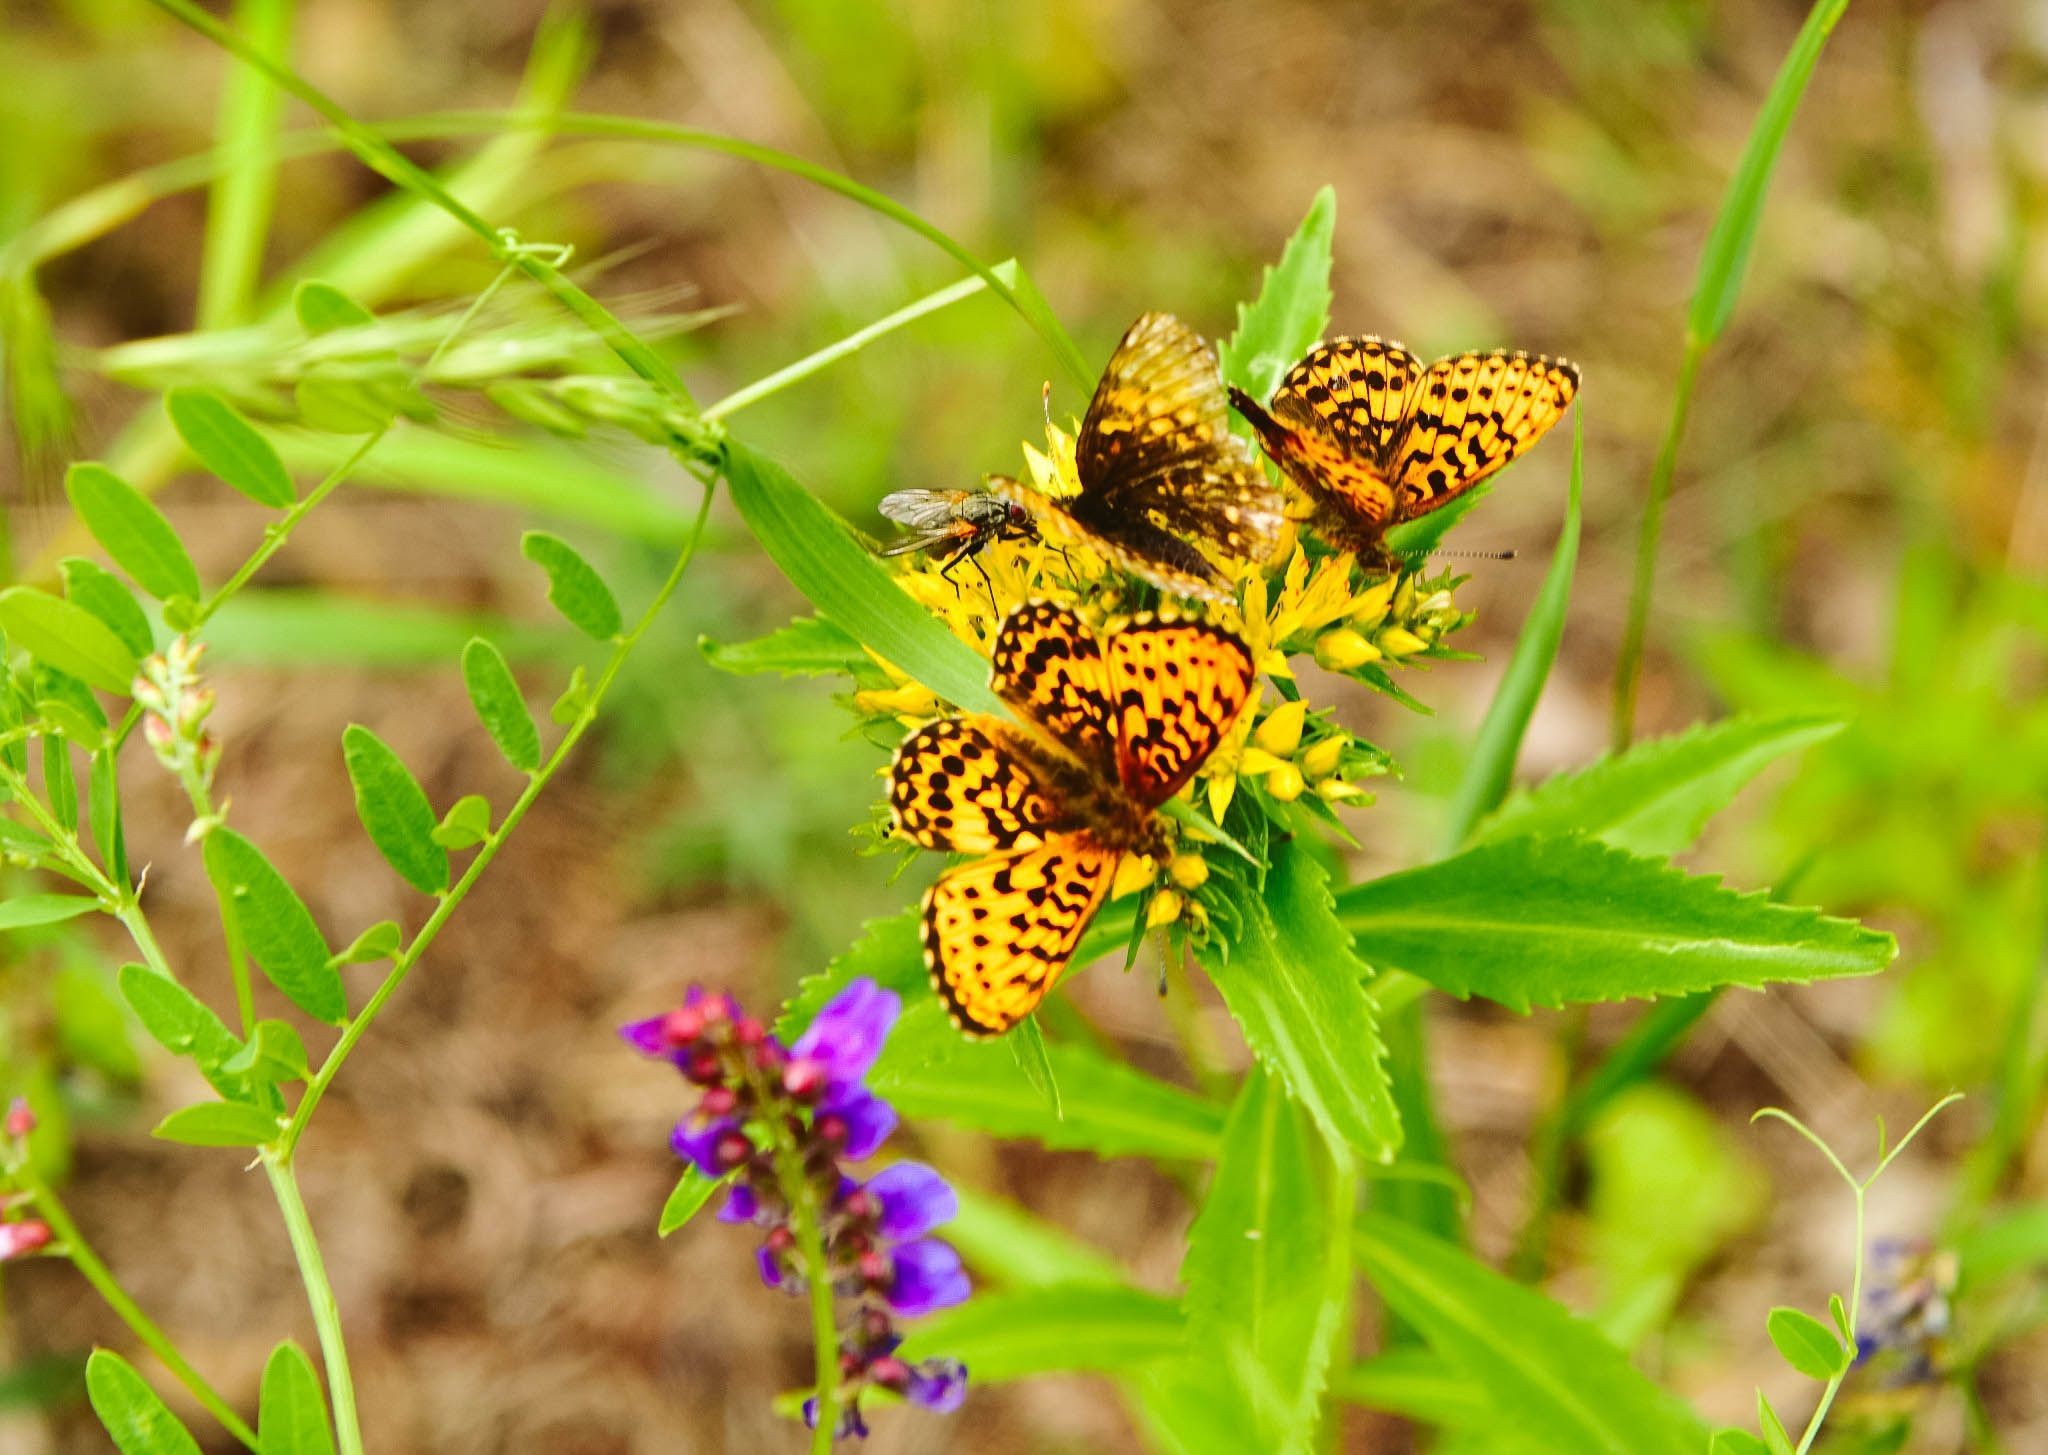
[875,488,1036,612]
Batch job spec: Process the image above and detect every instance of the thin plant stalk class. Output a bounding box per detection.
[1610,342,1703,750]
[196,0,294,328]
[262,1151,362,1455]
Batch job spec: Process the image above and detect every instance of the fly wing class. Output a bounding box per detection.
[879,489,970,531]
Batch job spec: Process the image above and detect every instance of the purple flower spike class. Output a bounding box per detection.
[885,1238,970,1317]
[670,1117,743,1177]
[820,1084,897,1160]
[791,978,900,1087]
[907,1357,968,1413]
[866,1163,957,1243]
[802,1398,871,1440]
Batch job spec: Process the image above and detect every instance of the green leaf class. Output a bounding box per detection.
[869,1003,1223,1160]
[898,1283,1184,1381]
[659,1168,726,1236]
[1354,1210,1712,1455]
[341,724,448,893]
[202,829,344,1024]
[430,793,492,850]
[1336,1351,1492,1429]
[520,531,622,640]
[1441,410,1581,848]
[152,1100,281,1147]
[89,744,127,885]
[258,1342,334,1455]
[700,615,869,680]
[1757,1391,1796,1455]
[0,893,100,929]
[165,388,295,507]
[60,558,154,657]
[1219,186,1335,403]
[118,964,245,1081]
[0,585,140,694]
[1472,712,1846,858]
[1009,1017,1061,1119]
[1711,1431,1772,1455]
[946,1184,1127,1289]
[330,920,402,966]
[293,280,376,335]
[53,964,140,1082]
[65,463,201,603]
[221,1019,311,1084]
[1177,1070,1352,1453]
[1688,0,1852,346]
[292,372,397,434]
[722,440,1002,715]
[42,736,77,833]
[1766,1306,1847,1380]
[461,638,540,772]
[1202,840,1401,1160]
[84,1349,203,1455]
[548,666,589,725]
[1337,835,1895,1010]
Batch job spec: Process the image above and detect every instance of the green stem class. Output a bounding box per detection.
[278,476,719,1156]
[20,1166,259,1450]
[262,1151,363,1455]
[1793,1186,1863,1454]
[1611,340,1705,750]
[797,1175,841,1455]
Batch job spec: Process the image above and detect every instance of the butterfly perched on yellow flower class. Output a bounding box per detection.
[995,313,1283,604]
[888,601,1255,1036]
[1229,338,1580,568]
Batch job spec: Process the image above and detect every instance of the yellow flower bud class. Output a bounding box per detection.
[1300,737,1344,780]
[1377,627,1429,657]
[1418,590,1456,615]
[1318,778,1370,802]
[1185,899,1210,933]
[1252,700,1307,757]
[1350,576,1397,625]
[1266,763,1306,802]
[1315,629,1381,671]
[1146,888,1184,929]
[1206,774,1237,822]
[1169,854,1210,890]
[1235,746,1288,776]
[853,681,939,717]
[1112,854,1159,899]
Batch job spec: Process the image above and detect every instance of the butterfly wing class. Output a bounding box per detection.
[1105,618,1256,807]
[888,715,1075,854]
[922,834,1119,1036]
[1385,350,1579,521]
[988,601,1118,776]
[1066,313,1283,597]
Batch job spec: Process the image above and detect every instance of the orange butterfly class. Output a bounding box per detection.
[1229,337,1579,568]
[887,601,1254,1035]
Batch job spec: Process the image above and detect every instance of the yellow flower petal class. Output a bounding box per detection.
[1252,700,1307,757]
[1112,854,1159,899]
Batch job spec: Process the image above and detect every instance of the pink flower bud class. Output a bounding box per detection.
[699,1086,738,1119]
[867,1355,911,1392]
[661,1005,704,1047]
[782,1058,826,1102]
[732,1016,765,1048]
[0,1221,51,1261]
[857,1248,889,1288]
[712,1130,753,1171]
[3,1098,33,1139]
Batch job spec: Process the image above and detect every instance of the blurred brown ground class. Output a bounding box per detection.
[4,0,2047,1450]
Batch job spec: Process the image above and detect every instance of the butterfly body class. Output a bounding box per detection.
[1006,312,1283,604]
[1229,336,1579,568]
[888,602,1254,1036]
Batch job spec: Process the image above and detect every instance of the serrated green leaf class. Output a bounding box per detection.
[165,388,295,507]
[946,1184,1127,1289]
[868,1002,1223,1160]
[1766,1306,1846,1380]
[0,585,139,694]
[521,531,621,640]
[1355,1210,1712,1455]
[341,724,448,894]
[0,893,100,929]
[220,1019,310,1084]
[85,1349,203,1455]
[60,558,154,657]
[65,463,200,603]
[461,638,540,772]
[1473,712,1846,857]
[1442,412,1581,848]
[699,615,868,679]
[1219,186,1335,404]
[202,829,344,1024]
[659,1168,726,1236]
[293,280,375,335]
[1383,483,1495,561]
[1688,0,1852,346]
[1176,1070,1352,1453]
[430,793,492,850]
[722,441,1002,715]
[1338,835,1895,1010]
[331,920,402,966]
[152,1100,281,1147]
[258,1342,333,1455]
[1202,840,1401,1160]
[898,1283,1184,1381]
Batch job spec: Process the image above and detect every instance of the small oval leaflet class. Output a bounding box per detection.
[0,585,140,695]
[65,461,202,603]
[85,1348,204,1455]
[201,829,345,1024]
[166,387,295,507]
[293,279,376,336]
[341,724,449,894]
[60,557,155,657]
[153,1100,283,1148]
[1765,1305,1847,1380]
[259,1342,336,1455]
[462,637,541,771]
[521,531,622,640]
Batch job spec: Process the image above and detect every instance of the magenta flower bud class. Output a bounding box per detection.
[712,1130,753,1172]
[732,1016,765,1047]
[699,1085,738,1119]
[867,1355,912,1392]
[662,1005,704,1047]
[4,1098,34,1139]
[782,1058,827,1102]
[857,1247,890,1288]
[685,1049,722,1084]
[0,1221,52,1261]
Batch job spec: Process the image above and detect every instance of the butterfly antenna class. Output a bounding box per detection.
[1417,547,1519,562]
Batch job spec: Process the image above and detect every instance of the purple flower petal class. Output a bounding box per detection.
[802,1398,870,1439]
[718,1183,761,1225]
[791,978,899,1087]
[756,1242,786,1290]
[907,1357,968,1413]
[885,1238,969,1317]
[821,1084,897,1161]
[619,1014,677,1060]
[670,1116,741,1177]
[865,1163,956,1242]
